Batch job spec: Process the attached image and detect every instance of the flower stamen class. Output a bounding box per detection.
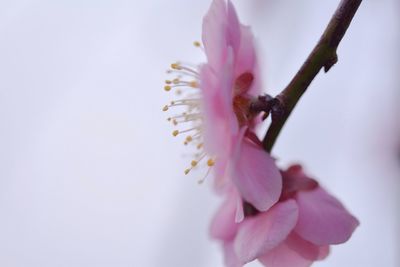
[207,158,215,167]
[193,40,205,53]
[163,44,216,182]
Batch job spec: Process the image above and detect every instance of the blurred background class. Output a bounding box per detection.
[0,0,399,266]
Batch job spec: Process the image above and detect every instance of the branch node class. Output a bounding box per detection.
[271,97,286,122]
[250,94,274,114]
[324,52,339,72]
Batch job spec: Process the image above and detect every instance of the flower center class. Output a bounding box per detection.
[233,72,256,127]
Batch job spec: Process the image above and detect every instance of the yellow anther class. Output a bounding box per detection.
[189,81,198,88]
[186,136,193,142]
[172,130,179,137]
[164,85,171,91]
[207,159,215,167]
[172,78,180,84]
[197,143,203,149]
[162,105,169,111]
[193,41,201,47]
[171,63,181,70]
[191,160,198,167]
[184,169,190,175]
[165,80,172,84]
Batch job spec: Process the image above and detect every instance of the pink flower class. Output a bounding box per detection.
[163,0,281,213]
[210,165,359,267]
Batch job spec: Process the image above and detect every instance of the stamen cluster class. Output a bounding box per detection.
[163,54,215,182]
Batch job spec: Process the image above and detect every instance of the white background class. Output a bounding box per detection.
[0,0,399,266]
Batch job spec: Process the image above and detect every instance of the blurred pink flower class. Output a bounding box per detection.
[200,0,281,213]
[210,165,359,267]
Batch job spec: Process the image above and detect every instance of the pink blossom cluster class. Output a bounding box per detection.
[210,165,359,267]
[197,0,359,266]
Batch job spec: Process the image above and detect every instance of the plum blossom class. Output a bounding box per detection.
[210,165,359,267]
[163,0,281,213]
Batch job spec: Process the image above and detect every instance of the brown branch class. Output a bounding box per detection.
[263,0,362,153]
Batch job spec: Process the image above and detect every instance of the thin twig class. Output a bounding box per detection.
[263,0,362,153]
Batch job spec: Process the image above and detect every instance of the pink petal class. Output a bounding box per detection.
[230,137,282,211]
[202,0,243,72]
[234,200,298,263]
[280,165,318,201]
[285,233,330,261]
[210,122,245,194]
[235,193,245,223]
[210,190,240,241]
[200,63,238,159]
[234,26,256,81]
[317,245,330,260]
[223,242,243,267]
[202,0,228,72]
[294,187,360,245]
[226,0,241,53]
[218,49,238,135]
[213,156,230,192]
[258,241,313,267]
